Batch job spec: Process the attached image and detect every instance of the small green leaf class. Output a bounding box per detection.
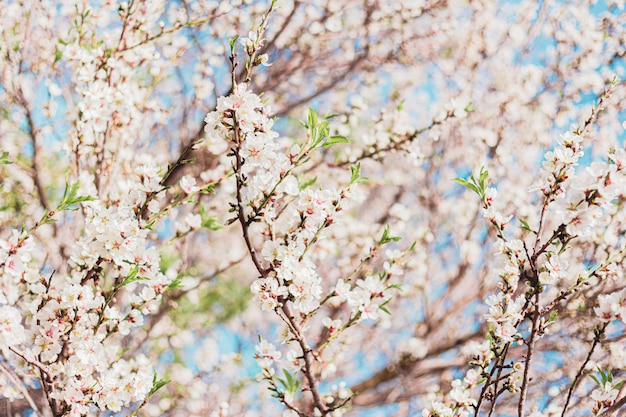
[148,371,169,397]
[166,275,184,291]
[453,167,489,201]
[278,369,301,395]
[119,266,150,287]
[600,368,608,385]
[386,283,403,292]
[228,35,240,50]
[453,177,480,195]
[519,218,533,232]
[478,167,489,190]
[202,215,221,230]
[464,102,475,113]
[321,135,350,148]
[546,310,558,325]
[58,179,96,211]
[349,163,368,186]
[0,151,11,165]
[378,299,392,315]
[307,107,318,130]
[318,122,330,142]
[379,225,401,245]
[200,205,222,230]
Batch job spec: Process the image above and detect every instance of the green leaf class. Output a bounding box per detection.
[464,102,475,113]
[378,299,392,315]
[200,205,223,230]
[118,266,150,287]
[318,122,330,142]
[453,167,489,201]
[0,151,11,165]
[478,167,489,190]
[321,135,350,148]
[386,283,403,292]
[349,163,368,186]
[452,177,480,195]
[52,47,62,62]
[166,275,184,291]
[148,371,169,397]
[228,35,240,50]
[545,310,558,325]
[200,183,215,194]
[277,370,301,395]
[58,179,96,211]
[519,218,533,232]
[350,163,360,185]
[202,216,221,230]
[307,107,318,130]
[379,225,401,245]
[600,368,608,384]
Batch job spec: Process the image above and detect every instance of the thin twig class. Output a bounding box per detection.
[8,346,51,380]
[560,323,608,417]
[0,362,43,417]
[518,291,540,417]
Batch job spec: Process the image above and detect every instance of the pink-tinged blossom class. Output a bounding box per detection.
[255,339,281,369]
[261,239,286,262]
[322,317,343,334]
[357,275,385,298]
[448,379,477,407]
[180,175,199,194]
[251,277,288,311]
[539,255,568,285]
[591,382,619,411]
[1,1,625,416]
[595,290,626,322]
[0,306,25,347]
[333,279,352,302]
[485,293,524,342]
[422,401,454,417]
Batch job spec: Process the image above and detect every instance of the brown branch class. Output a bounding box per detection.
[281,302,329,415]
[518,291,540,417]
[560,323,608,417]
[7,346,51,380]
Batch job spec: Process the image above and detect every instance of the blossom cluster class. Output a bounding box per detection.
[0,161,173,414]
[1,0,625,415]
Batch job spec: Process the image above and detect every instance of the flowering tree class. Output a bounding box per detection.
[0,0,625,416]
